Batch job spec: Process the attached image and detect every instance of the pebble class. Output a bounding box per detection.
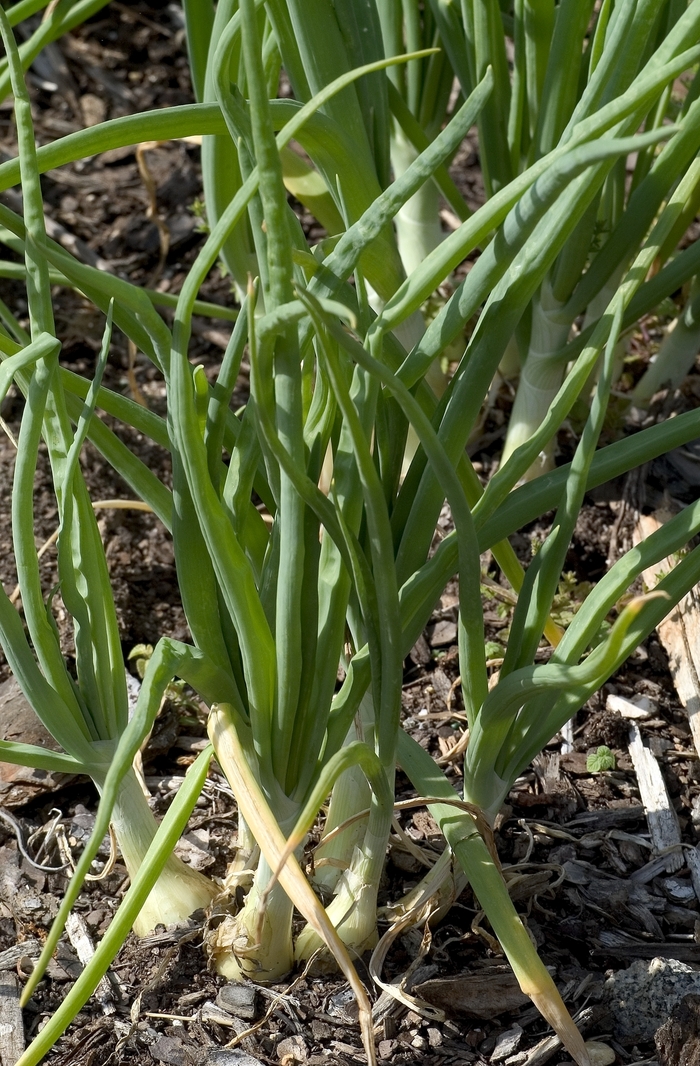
[584,1041,616,1066]
[203,1053,265,1066]
[215,983,258,1020]
[426,1027,443,1048]
[276,1034,307,1062]
[605,957,700,1043]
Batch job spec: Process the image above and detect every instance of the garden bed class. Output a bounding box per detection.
[0,3,699,1065]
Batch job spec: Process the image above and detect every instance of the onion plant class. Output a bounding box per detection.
[488,0,700,476]
[0,2,218,949]
[1,3,700,1066]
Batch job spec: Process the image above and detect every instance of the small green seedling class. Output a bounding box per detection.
[587,746,617,773]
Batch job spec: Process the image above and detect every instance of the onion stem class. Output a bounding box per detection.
[107,767,217,937]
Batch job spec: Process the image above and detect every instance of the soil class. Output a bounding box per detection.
[0,4,698,1066]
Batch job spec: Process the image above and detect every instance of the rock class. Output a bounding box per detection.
[426,1027,443,1048]
[584,1041,616,1066]
[605,957,700,1043]
[655,993,700,1066]
[215,982,258,1020]
[276,1035,307,1063]
[176,830,215,871]
[199,1053,265,1066]
[80,93,107,127]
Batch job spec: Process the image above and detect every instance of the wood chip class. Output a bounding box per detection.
[560,718,574,754]
[630,854,676,884]
[0,972,23,1066]
[65,913,116,1014]
[627,723,683,873]
[415,968,529,1019]
[606,694,656,719]
[0,677,78,806]
[428,620,457,647]
[409,634,431,667]
[592,939,700,962]
[684,846,700,905]
[564,806,645,829]
[0,941,40,971]
[491,1025,523,1062]
[521,1007,597,1066]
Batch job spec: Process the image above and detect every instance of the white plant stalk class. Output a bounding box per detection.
[633,277,700,404]
[313,759,371,894]
[211,853,295,982]
[577,275,628,401]
[295,786,393,964]
[107,767,217,937]
[391,127,445,278]
[501,281,571,479]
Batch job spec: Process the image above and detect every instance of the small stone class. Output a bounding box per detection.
[427,1028,443,1048]
[277,1035,307,1062]
[584,1041,616,1066]
[216,982,258,1020]
[378,1040,396,1060]
[491,1025,523,1063]
[80,93,107,127]
[411,1035,427,1050]
[606,957,700,1043]
[204,1053,265,1066]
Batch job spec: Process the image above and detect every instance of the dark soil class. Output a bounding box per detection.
[0,4,699,1066]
